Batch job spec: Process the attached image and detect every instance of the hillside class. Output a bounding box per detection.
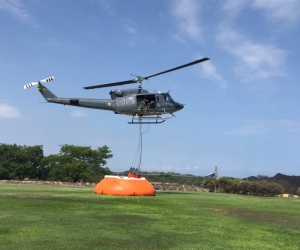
[245,173,300,194]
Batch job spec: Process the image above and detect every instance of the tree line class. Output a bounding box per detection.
[0,143,294,195]
[0,143,112,183]
[130,172,205,186]
[202,178,285,196]
[120,172,288,196]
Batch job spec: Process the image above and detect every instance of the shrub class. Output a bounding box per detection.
[202,178,284,196]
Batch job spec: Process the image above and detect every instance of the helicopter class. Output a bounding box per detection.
[24,57,210,124]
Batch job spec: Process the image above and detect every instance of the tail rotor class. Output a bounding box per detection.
[24,76,54,90]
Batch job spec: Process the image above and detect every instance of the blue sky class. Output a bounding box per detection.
[1,0,300,178]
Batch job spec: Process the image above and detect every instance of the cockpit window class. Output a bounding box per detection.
[163,94,174,103]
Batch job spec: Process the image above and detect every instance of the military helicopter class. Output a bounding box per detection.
[24,57,210,124]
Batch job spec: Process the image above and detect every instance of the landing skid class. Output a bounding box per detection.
[128,114,173,124]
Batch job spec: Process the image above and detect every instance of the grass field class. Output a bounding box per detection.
[0,183,299,250]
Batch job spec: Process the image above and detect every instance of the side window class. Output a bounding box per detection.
[116,98,125,106]
[156,96,161,107]
[126,96,135,105]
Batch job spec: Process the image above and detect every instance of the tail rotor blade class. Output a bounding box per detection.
[24,76,54,90]
[24,81,39,90]
[39,76,55,83]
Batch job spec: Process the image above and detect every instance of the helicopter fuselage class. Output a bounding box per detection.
[110,88,183,116]
[39,85,183,117]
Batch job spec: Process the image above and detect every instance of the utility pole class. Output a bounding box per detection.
[214,165,218,192]
[215,165,218,179]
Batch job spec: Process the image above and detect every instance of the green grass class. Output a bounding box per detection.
[0,184,299,250]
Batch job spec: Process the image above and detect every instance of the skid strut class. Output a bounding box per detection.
[128,114,173,124]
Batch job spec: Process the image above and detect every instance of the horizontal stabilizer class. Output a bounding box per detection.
[24,76,54,90]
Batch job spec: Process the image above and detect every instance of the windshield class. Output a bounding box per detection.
[162,93,174,103]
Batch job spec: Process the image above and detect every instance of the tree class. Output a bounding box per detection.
[21,145,44,179]
[42,144,112,182]
[202,179,216,192]
[0,143,43,180]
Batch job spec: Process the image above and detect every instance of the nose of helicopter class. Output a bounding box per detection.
[175,102,184,111]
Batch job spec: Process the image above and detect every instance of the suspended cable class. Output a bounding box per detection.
[130,122,149,173]
[131,124,141,170]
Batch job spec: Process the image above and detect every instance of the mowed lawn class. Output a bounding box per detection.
[0,183,299,250]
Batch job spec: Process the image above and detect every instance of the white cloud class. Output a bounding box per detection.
[47,37,61,47]
[221,0,247,19]
[125,25,136,34]
[70,110,88,117]
[122,19,137,34]
[170,0,204,42]
[251,0,300,28]
[222,0,300,28]
[233,40,287,79]
[229,119,300,135]
[200,60,227,88]
[229,124,268,136]
[96,0,116,15]
[217,1,292,81]
[217,27,287,81]
[267,119,300,132]
[0,0,37,26]
[0,103,21,118]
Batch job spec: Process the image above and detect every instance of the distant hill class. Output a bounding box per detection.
[244,173,300,194]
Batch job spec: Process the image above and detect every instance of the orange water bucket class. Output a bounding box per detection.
[94,175,155,196]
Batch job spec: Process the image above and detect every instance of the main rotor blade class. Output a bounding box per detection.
[84,79,136,90]
[83,57,210,90]
[144,57,210,80]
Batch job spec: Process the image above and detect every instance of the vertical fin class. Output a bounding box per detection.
[38,83,57,99]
